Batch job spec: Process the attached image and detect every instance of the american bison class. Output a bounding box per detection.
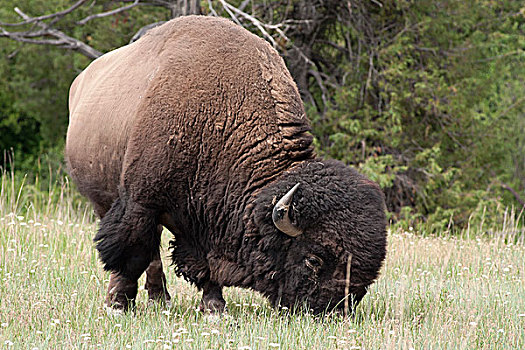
[66,15,387,314]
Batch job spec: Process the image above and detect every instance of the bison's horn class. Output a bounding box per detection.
[272,183,303,237]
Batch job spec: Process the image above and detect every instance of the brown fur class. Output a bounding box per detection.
[66,16,386,314]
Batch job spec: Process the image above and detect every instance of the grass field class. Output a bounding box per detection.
[1,173,524,349]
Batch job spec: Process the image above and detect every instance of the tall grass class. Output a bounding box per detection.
[0,168,524,349]
[0,154,90,223]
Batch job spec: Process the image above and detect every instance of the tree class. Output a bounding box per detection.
[0,0,350,166]
[1,1,347,105]
[1,0,523,230]
[0,1,203,59]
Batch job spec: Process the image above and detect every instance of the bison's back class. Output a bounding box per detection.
[67,36,167,211]
[66,16,313,214]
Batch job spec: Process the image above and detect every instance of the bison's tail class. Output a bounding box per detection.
[94,192,161,281]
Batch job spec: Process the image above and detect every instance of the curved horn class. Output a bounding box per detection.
[272,183,303,237]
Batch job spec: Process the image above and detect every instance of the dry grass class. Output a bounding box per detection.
[0,172,524,349]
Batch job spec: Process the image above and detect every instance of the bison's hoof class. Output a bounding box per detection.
[105,292,135,313]
[147,289,172,304]
[199,298,226,314]
[204,314,222,323]
[147,297,172,309]
[104,303,125,317]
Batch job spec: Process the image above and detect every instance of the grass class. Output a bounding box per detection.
[0,170,524,349]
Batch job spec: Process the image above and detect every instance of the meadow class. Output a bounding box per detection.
[0,171,524,349]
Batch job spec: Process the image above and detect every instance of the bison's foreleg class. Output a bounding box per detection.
[199,281,226,313]
[94,193,161,311]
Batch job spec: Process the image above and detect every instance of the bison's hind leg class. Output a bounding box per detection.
[94,192,161,310]
[105,272,139,312]
[145,226,171,305]
[103,228,171,311]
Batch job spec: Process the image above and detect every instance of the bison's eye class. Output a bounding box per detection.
[304,255,323,272]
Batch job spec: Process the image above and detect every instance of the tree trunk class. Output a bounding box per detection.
[283,1,317,101]
[169,0,202,18]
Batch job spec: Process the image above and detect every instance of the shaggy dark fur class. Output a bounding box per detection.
[93,190,161,281]
[248,160,386,312]
[65,15,387,314]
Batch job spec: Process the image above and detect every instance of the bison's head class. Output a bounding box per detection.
[251,159,387,315]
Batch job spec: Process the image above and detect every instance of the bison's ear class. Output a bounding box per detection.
[272,183,303,237]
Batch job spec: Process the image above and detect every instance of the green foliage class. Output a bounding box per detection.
[0,0,523,232]
[309,0,525,232]
[0,0,167,174]
[0,87,42,165]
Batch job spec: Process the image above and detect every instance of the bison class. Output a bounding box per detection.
[65,16,387,315]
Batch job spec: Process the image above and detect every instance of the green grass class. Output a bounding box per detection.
[0,171,524,349]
